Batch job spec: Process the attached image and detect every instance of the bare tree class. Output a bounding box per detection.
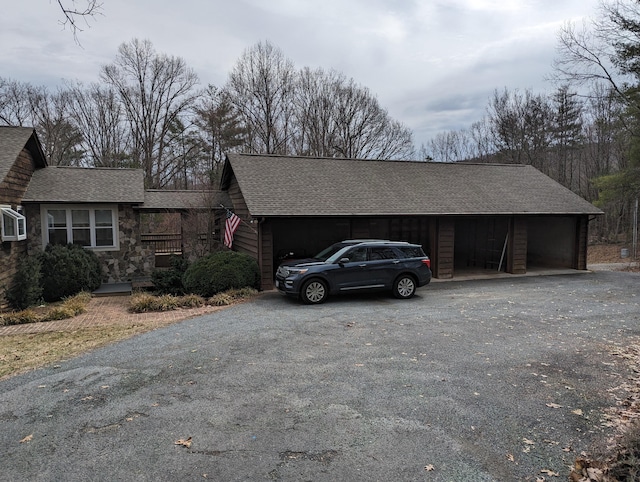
[0,78,33,126]
[329,75,413,159]
[66,81,131,167]
[27,86,84,165]
[294,67,340,157]
[226,41,296,155]
[487,88,553,172]
[56,0,103,43]
[101,38,200,188]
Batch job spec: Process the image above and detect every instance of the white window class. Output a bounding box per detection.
[42,205,118,250]
[1,205,26,242]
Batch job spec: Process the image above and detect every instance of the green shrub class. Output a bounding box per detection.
[151,256,189,295]
[182,251,260,297]
[40,244,102,302]
[6,255,43,310]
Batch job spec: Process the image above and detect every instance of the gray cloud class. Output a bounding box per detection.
[0,0,599,149]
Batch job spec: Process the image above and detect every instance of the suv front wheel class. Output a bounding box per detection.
[393,275,416,299]
[301,278,328,304]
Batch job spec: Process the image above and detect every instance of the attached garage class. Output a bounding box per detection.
[220,154,602,290]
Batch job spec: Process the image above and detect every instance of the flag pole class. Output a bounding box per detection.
[219,204,258,234]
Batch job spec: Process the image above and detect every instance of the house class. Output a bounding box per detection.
[0,126,226,307]
[0,127,46,306]
[220,153,604,290]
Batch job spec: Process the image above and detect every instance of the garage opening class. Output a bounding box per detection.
[269,217,432,276]
[454,217,509,274]
[527,216,577,268]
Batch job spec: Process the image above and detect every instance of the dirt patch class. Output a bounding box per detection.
[588,244,633,264]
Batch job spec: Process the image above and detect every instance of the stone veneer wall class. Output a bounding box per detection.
[97,205,155,283]
[26,204,155,284]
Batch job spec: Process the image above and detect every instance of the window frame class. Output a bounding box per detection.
[1,205,27,242]
[41,204,119,251]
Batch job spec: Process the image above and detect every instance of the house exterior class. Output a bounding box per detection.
[220,153,604,290]
[0,127,47,307]
[21,165,155,285]
[0,126,225,308]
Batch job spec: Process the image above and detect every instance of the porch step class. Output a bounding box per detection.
[92,282,133,297]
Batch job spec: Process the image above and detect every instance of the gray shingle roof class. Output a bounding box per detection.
[223,153,603,217]
[0,126,46,183]
[141,190,231,210]
[23,166,145,203]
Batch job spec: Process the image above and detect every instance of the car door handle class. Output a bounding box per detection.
[393,260,400,264]
[358,264,367,268]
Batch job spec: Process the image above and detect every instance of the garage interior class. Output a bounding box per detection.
[267,214,587,284]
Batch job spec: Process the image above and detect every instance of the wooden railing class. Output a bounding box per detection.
[141,233,182,253]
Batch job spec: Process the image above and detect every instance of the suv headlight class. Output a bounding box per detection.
[287,267,308,276]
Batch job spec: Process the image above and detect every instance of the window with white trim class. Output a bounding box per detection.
[1,205,26,241]
[43,206,118,250]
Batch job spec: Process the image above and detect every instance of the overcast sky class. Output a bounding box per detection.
[1,0,600,149]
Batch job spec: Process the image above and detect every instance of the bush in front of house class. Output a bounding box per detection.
[6,255,43,310]
[40,244,102,302]
[151,255,189,295]
[182,251,260,297]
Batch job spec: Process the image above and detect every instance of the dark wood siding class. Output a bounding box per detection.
[508,216,527,274]
[260,221,274,290]
[434,217,454,279]
[0,148,38,309]
[575,215,588,270]
[0,148,37,205]
[226,175,259,257]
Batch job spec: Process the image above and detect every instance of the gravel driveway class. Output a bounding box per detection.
[1,270,639,481]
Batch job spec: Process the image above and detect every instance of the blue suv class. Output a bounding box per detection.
[275,240,432,304]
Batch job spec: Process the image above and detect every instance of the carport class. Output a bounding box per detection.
[220,154,602,290]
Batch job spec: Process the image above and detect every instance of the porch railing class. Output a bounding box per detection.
[141,233,182,253]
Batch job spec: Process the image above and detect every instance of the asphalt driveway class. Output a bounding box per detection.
[1,271,639,481]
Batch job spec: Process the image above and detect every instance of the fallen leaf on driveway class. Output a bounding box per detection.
[175,437,192,448]
[507,453,515,462]
[523,438,535,445]
[540,469,559,476]
[424,464,434,471]
[20,434,33,443]
[546,403,562,409]
[571,409,584,416]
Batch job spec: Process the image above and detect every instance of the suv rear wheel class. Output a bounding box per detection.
[301,279,328,304]
[393,275,416,299]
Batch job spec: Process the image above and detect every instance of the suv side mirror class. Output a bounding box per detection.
[338,257,350,265]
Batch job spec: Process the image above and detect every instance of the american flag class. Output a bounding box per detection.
[224,209,241,248]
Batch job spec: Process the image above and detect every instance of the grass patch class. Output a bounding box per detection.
[129,289,258,313]
[0,288,259,380]
[0,323,158,380]
[0,292,91,326]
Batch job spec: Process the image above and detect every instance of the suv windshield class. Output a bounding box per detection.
[313,243,350,262]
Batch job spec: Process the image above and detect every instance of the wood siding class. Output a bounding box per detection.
[226,176,259,257]
[508,216,527,274]
[0,148,38,309]
[259,221,274,290]
[0,148,38,205]
[575,215,589,270]
[434,218,454,279]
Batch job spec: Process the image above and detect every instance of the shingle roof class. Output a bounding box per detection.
[0,126,46,183]
[223,153,603,217]
[141,190,231,210]
[23,166,145,203]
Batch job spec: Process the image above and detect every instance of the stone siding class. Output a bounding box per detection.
[26,203,155,284]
